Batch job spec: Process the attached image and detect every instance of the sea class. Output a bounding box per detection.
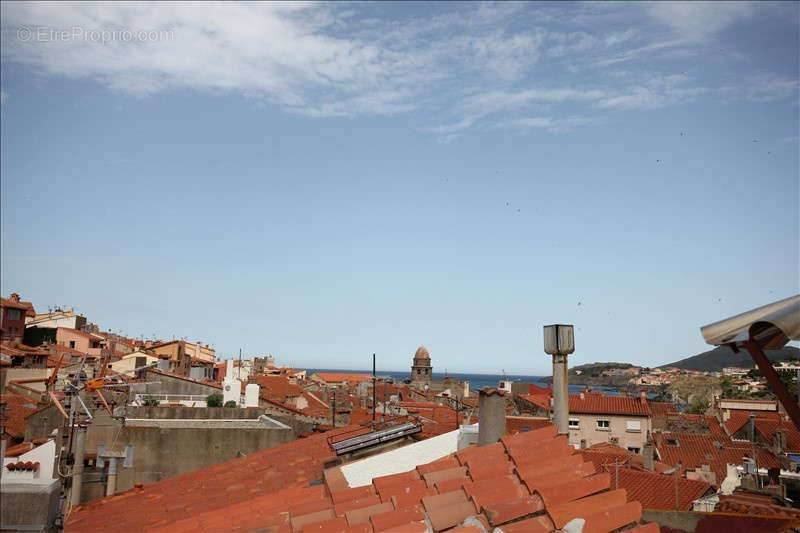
[305,369,623,396]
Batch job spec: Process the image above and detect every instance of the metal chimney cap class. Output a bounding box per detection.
[544,324,575,355]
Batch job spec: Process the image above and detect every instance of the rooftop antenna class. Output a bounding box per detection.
[238,348,242,380]
[372,353,376,424]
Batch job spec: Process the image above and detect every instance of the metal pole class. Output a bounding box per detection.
[238,348,242,381]
[105,457,118,497]
[745,339,800,430]
[372,353,376,424]
[71,424,87,508]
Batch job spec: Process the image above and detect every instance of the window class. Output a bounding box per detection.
[626,420,641,432]
[666,438,679,446]
[69,340,76,349]
[521,426,530,432]
[7,309,21,320]
[627,447,641,454]
[596,419,610,430]
[568,418,580,429]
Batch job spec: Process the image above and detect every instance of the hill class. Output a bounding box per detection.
[660,345,800,372]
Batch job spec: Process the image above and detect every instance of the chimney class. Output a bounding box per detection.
[543,324,574,436]
[640,390,647,403]
[9,293,20,302]
[773,429,786,454]
[642,442,654,471]
[478,388,506,446]
[579,391,585,400]
[655,432,663,447]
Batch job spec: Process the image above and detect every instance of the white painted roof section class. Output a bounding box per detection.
[340,426,464,488]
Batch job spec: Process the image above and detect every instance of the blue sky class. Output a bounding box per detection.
[1,2,797,374]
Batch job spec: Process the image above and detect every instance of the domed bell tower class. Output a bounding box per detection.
[411,345,432,385]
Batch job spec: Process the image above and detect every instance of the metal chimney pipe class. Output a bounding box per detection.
[478,388,506,446]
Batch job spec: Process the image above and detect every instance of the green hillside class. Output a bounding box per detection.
[660,345,800,372]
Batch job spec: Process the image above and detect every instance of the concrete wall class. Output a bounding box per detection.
[567,413,651,452]
[0,480,60,533]
[78,409,297,502]
[133,371,221,397]
[1,368,52,393]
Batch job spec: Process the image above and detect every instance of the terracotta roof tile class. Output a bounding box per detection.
[535,472,611,509]
[568,392,651,416]
[518,461,596,495]
[388,487,437,508]
[422,465,468,488]
[372,470,421,492]
[380,521,427,533]
[369,504,424,532]
[0,394,42,439]
[335,495,382,517]
[434,477,469,494]
[547,488,628,528]
[483,494,544,526]
[427,499,477,532]
[416,456,460,476]
[463,475,527,511]
[422,489,468,512]
[301,516,347,532]
[344,501,393,526]
[332,485,376,504]
[290,509,336,533]
[607,469,712,511]
[581,501,643,533]
[493,514,554,533]
[376,479,428,502]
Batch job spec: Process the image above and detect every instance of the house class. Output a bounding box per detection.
[565,391,653,454]
[310,372,374,388]
[25,308,86,331]
[149,340,215,364]
[1,293,35,344]
[106,351,160,376]
[0,343,50,369]
[55,327,106,356]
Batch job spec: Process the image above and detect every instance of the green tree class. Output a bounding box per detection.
[686,399,709,414]
[206,393,223,407]
[142,396,160,407]
[224,400,238,408]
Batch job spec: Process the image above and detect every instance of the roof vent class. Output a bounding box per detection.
[666,438,679,446]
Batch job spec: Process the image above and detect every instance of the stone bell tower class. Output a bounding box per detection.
[411,345,432,386]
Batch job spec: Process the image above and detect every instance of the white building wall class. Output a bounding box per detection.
[1,440,57,486]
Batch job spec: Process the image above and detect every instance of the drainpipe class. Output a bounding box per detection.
[478,388,506,446]
[71,424,87,508]
[105,457,118,497]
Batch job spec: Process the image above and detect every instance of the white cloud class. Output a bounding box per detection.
[644,1,757,42]
[0,1,794,135]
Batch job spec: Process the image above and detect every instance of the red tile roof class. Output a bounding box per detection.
[716,491,800,519]
[505,416,551,436]
[66,425,361,532]
[0,393,42,439]
[313,372,374,384]
[649,401,678,418]
[66,421,661,533]
[0,297,30,311]
[568,392,651,416]
[654,417,782,487]
[604,468,713,511]
[723,410,800,453]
